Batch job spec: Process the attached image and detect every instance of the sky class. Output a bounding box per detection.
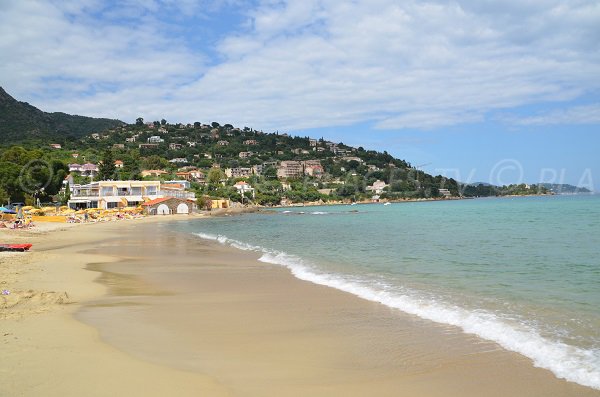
[1,0,599,187]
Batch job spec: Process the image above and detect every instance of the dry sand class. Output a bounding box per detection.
[1,217,599,396]
[1,217,228,396]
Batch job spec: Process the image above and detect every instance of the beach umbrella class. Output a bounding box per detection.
[22,206,35,211]
[0,207,16,214]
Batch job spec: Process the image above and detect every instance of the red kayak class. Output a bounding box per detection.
[0,243,32,252]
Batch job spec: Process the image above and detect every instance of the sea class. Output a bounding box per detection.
[175,194,600,390]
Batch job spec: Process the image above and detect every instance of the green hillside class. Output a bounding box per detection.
[0,87,123,143]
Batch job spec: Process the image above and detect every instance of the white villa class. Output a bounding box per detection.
[366,180,388,195]
[233,181,255,201]
[67,180,195,210]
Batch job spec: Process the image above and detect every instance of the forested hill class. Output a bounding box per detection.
[0,87,123,143]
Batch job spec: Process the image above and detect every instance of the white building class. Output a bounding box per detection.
[366,180,388,194]
[438,188,452,197]
[67,180,195,210]
[147,136,164,143]
[233,181,255,201]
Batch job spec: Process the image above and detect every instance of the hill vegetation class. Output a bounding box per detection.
[0,87,123,143]
[540,183,591,194]
[0,88,563,206]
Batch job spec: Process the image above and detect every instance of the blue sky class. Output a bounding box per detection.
[1,0,599,187]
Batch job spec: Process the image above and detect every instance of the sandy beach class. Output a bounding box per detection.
[1,217,598,396]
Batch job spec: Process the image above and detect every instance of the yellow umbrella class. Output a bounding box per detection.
[41,206,56,212]
[22,206,35,211]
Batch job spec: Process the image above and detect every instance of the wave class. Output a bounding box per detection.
[193,231,600,390]
[279,210,330,215]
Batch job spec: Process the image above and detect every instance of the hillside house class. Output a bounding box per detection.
[225,167,253,178]
[366,180,388,194]
[140,169,168,178]
[139,143,159,149]
[277,161,303,179]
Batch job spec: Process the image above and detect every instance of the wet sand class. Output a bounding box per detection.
[73,221,599,397]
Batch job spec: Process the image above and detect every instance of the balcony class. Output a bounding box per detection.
[71,191,99,197]
[160,190,196,199]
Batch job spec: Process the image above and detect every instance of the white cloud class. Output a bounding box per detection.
[500,104,600,126]
[1,0,599,130]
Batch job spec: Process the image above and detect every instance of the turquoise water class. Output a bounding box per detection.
[177,195,600,389]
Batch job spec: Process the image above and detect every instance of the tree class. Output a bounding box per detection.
[58,181,71,205]
[141,155,169,170]
[136,117,144,126]
[207,168,225,188]
[0,186,8,205]
[121,155,141,180]
[98,150,116,180]
[161,119,167,125]
[262,166,277,179]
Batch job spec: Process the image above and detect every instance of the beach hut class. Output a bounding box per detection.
[141,197,196,215]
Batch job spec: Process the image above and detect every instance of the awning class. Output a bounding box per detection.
[68,199,92,203]
[101,197,124,203]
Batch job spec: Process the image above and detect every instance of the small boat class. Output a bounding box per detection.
[383,202,391,206]
[0,243,33,252]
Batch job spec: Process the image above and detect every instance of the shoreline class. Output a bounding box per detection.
[2,217,598,396]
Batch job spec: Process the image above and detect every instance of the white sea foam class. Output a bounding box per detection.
[193,231,600,390]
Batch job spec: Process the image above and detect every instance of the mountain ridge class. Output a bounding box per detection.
[0,87,123,143]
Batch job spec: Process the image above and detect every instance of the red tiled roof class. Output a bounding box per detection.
[161,183,183,189]
[141,197,171,206]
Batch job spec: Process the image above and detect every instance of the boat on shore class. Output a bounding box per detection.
[0,243,33,252]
